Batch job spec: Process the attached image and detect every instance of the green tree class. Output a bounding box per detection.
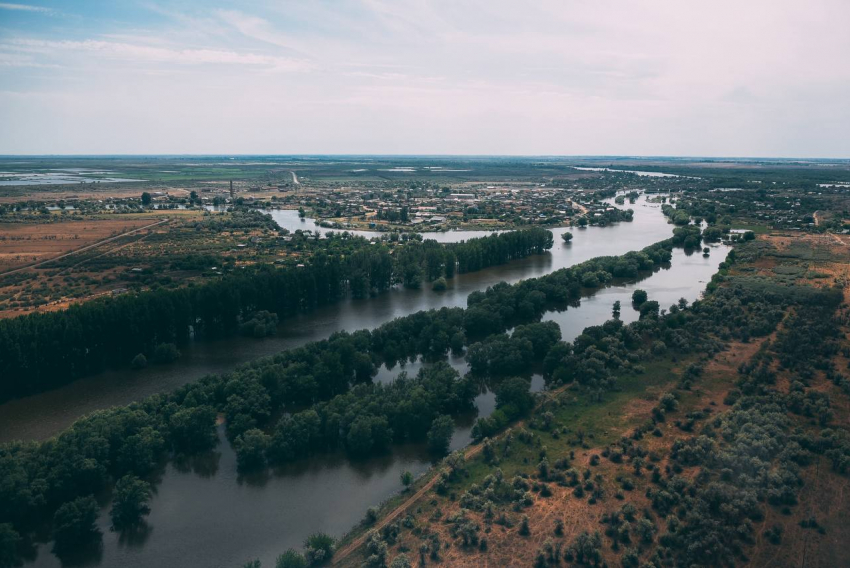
[496,377,534,416]
[400,470,414,489]
[344,414,393,457]
[561,231,573,243]
[427,415,455,455]
[169,405,217,452]
[234,429,270,470]
[116,426,164,475]
[346,416,374,456]
[110,475,152,530]
[631,289,647,306]
[52,496,101,555]
[0,524,21,568]
[276,549,307,568]
[141,192,152,206]
[639,300,660,319]
[304,532,335,565]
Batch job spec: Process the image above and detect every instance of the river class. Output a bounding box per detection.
[1,196,671,444]
[11,196,729,568]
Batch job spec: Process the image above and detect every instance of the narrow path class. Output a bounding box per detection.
[0,218,169,277]
[331,384,569,566]
[826,232,847,247]
[291,171,300,185]
[54,221,167,276]
[332,441,484,565]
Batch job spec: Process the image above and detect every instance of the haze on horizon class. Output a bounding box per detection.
[1,0,848,158]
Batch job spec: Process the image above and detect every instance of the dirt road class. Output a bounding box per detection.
[331,385,569,566]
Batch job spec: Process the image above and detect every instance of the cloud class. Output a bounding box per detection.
[0,2,50,12]
[215,9,302,53]
[3,38,314,71]
[0,51,57,67]
[1,0,849,156]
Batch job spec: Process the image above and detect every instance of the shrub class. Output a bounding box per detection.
[131,353,148,369]
[152,342,180,364]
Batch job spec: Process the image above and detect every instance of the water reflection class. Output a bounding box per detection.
[1,196,671,444]
[18,197,734,568]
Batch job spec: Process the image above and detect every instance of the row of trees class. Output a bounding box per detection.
[234,362,478,469]
[0,234,679,564]
[0,228,553,402]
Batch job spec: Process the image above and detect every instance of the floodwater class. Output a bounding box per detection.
[11,196,728,568]
[0,171,143,186]
[2,196,674,444]
[572,166,681,178]
[264,208,508,242]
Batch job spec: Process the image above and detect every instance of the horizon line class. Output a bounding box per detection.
[1,153,848,161]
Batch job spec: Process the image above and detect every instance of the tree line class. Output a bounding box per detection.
[344,234,850,568]
[0,227,553,402]
[0,234,678,564]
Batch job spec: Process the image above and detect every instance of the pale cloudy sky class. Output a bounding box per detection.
[1,0,848,156]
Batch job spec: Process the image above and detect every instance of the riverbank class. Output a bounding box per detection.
[0,196,672,443]
[17,241,731,568]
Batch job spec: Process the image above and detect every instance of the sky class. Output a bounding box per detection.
[0,0,848,157]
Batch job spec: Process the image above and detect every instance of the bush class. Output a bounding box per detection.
[276,549,308,568]
[131,353,148,369]
[152,342,180,364]
[239,310,279,338]
[432,277,448,291]
[304,532,335,564]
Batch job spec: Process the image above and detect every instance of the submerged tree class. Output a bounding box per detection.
[428,415,455,455]
[0,524,21,568]
[110,475,152,531]
[52,496,101,555]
